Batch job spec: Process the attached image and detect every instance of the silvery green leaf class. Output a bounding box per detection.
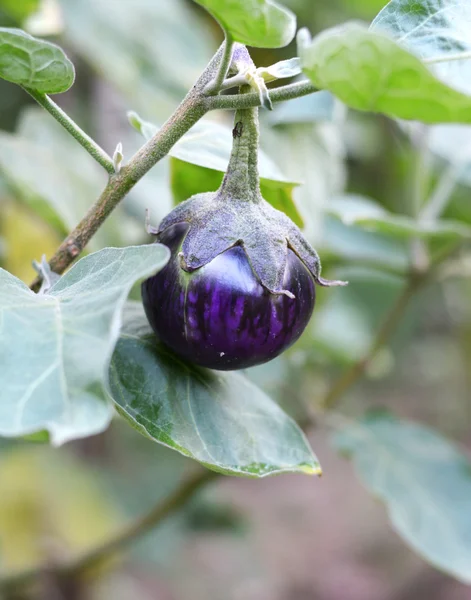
[0,244,169,445]
[335,412,471,583]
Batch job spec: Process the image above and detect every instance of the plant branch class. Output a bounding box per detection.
[205,35,234,94]
[23,88,115,175]
[0,469,216,592]
[29,43,231,290]
[204,79,317,110]
[318,274,425,412]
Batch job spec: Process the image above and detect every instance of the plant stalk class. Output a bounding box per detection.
[23,88,115,175]
[219,93,261,201]
[205,36,234,94]
[204,79,317,110]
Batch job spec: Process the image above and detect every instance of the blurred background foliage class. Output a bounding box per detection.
[0,0,471,599]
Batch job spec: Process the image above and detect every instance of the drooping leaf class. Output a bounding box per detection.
[109,303,320,478]
[0,27,74,93]
[130,113,304,227]
[192,0,296,48]
[299,22,471,124]
[328,194,471,240]
[372,0,471,95]
[334,412,471,583]
[0,244,169,445]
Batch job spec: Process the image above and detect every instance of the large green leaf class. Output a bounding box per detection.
[130,113,304,227]
[328,194,471,240]
[193,0,296,48]
[0,27,74,93]
[109,304,320,478]
[372,0,471,95]
[0,245,169,445]
[299,22,471,124]
[334,412,471,583]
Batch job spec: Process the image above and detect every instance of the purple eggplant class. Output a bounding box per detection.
[142,80,346,370]
[142,222,316,370]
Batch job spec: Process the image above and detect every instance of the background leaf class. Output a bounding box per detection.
[300,22,471,123]
[59,0,213,121]
[0,108,121,248]
[267,90,338,125]
[0,26,74,93]
[372,0,471,95]
[334,412,471,584]
[0,0,39,24]
[0,447,121,574]
[109,303,320,478]
[328,193,471,240]
[192,0,296,48]
[0,244,169,445]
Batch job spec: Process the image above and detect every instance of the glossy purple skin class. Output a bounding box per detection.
[142,223,316,370]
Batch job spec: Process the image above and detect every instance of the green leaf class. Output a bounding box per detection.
[192,0,296,48]
[299,22,471,124]
[0,0,39,23]
[328,194,471,240]
[372,0,471,95]
[109,304,320,478]
[0,245,169,445]
[0,27,74,93]
[130,113,304,228]
[334,412,471,583]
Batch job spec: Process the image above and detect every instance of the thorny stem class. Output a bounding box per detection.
[23,88,115,175]
[0,470,216,593]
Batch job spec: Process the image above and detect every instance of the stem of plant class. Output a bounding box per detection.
[205,35,234,94]
[204,79,317,110]
[0,469,216,593]
[23,88,115,175]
